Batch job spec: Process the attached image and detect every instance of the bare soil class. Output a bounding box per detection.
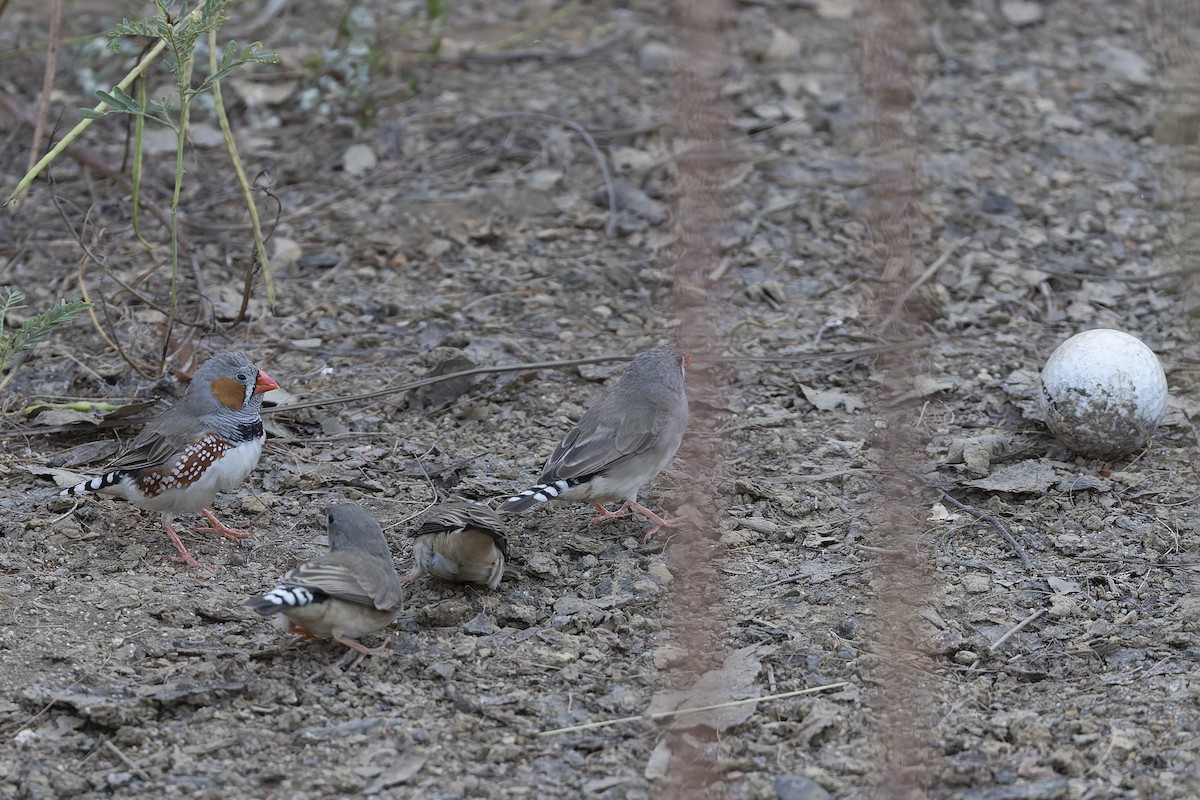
[3,1,1200,798]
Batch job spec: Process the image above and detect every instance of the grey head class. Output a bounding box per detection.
[326,503,393,560]
[616,345,690,397]
[188,351,278,416]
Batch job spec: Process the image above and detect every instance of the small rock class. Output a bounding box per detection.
[342,143,377,176]
[1096,44,1152,87]
[766,27,801,61]
[463,612,496,635]
[419,598,473,626]
[598,178,667,224]
[962,573,992,594]
[954,650,980,665]
[775,774,832,800]
[775,73,805,98]
[554,597,597,616]
[981,191,1013,214]
[239,494,271,515]
[428,661,456,679]
[523,552,558,578]
[188,122,225,148]
[141,126,177,155]
[523,169,562,191]
[1051,171,1073,188]
[106,772,134,789]
[1049,594,1077,619]
[644,738,671,780]
[815,0,854,20]
[638,42,681,74]
[647,562,673,586]
[1001,0,1044,27]
[1047,112,1083,133]
[272,237,303,269]
[422,237,453,258]
[653,645,686,668]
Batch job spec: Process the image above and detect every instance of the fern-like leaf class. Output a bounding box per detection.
[0,296,93,373]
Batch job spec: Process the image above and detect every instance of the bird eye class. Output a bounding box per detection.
[236,372,248,382]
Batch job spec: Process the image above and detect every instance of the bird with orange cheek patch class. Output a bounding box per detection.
[60,351,279,567]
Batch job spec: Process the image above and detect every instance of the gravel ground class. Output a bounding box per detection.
[2,1,1200,798]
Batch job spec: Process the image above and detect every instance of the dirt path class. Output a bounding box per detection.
[2,1,1199,797]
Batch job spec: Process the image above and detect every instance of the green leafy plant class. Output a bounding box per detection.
[0,291,92,389]
[80,1,277,340]
[6,0,278,371]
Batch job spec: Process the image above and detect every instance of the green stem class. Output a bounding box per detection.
[130,76,153,249]
[4,0,210,205]
[208,29,275,309]
[163,109,185,365]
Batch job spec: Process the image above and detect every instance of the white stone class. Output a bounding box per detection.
[1039,329,1168,458]
[342,143,377,176]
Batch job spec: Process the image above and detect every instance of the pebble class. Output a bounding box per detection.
[342,143,377,176]
[463,612,496,636]
[775,774,832,800]
[1001,0,1044,27]
[638,42,681,74]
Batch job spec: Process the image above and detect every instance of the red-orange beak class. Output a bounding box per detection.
[255,369,280,395]
[683,353,693,368]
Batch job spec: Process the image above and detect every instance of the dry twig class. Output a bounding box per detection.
[536,682,849,736]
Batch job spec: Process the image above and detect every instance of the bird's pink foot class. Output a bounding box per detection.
[163,523,215,568]
[629,501,686,542]
[195,508,254,541]
[335,634,391,668]
[289,625,321,644]
[589,502,631,526]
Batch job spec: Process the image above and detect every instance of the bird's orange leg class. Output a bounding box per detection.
[589,502,631,526]
[163,522,213,568]
[195,508,254,540]
[334,634,391,668]
[628,501,687,542]
[289,625,321,644]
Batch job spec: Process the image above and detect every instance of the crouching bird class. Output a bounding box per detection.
[407,500,508,589]
[246,503,403,667]
[60,351,278,567]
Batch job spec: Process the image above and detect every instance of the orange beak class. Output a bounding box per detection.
[255,369,280,395]
[683,353,693,368]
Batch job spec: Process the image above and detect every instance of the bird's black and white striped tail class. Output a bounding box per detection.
[61,471,129,497]
[245,586,321,617]
[499,479,572,513]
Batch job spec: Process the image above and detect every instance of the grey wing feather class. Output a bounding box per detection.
[416,502,508,556]
[416,502,502,536]
[541,394,665,482]
[107,407,200,472]
[286,553,403,611]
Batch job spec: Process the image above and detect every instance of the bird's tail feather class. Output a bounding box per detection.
[498,480,571,513]
[61,471,128,497]
[246,586,316,616]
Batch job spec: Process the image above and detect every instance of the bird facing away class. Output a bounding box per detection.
[60,351,278,567]
[246,503,404,667]
[499,344,690,540]
[408,500,508,589]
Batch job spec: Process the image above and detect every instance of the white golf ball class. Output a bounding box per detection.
[1038,329,1167,458]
